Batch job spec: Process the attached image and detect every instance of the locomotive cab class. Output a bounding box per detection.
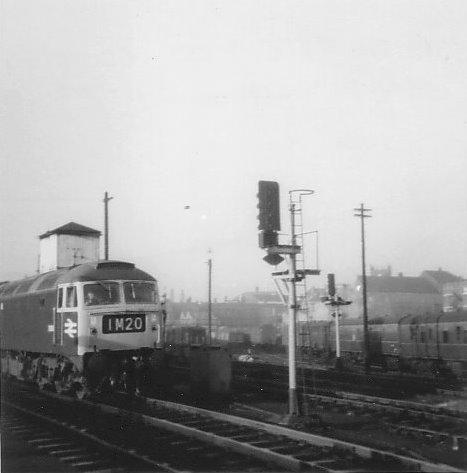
[53,280,159,352]
[74,279,162,355]
[65,274,164,394]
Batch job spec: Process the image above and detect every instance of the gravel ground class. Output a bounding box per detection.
[233,399,467,471]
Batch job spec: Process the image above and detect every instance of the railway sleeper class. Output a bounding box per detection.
[270,444,311,455]
[9,380,466,473]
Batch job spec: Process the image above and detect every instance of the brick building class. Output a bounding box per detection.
[354,272,441,318]
[166,296,285,344]
[420,269,465,312]
[352,268,464,318]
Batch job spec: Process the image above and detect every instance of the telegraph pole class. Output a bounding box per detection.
[103,192,113,260]
[207,250,212,345]
[354,203,371,372]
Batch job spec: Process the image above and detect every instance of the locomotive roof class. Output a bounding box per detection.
[0,261,156,298]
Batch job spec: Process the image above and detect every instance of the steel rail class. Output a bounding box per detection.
[2,399,179,473]
[303,392,465,424]
[4,380,464,473]
[138,396,464,473]
[331,390,466,420]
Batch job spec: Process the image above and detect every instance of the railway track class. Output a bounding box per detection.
[1,401,153,472]
[234,361,466,433]
[233,367,467,463]
[89,392,467,472]
[302,390,467,449]
[304,389,466,425]
[2,381,268,472]
[327,390,467,421]
[232,360,454,399]
[2,379,463,472]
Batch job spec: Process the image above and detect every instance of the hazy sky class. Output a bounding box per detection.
[1,1,467,300]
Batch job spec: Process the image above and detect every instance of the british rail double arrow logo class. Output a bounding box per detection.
[64,319,78,338]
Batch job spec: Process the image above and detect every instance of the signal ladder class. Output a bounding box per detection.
[289,191,322,406]
[290,191,318,351]
[272,190,320,348]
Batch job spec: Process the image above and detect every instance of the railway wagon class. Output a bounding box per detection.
[165,325,207,346]
[335,317,400,361]
[259,323,279,345]
[309,312,467,375]
[162,325,232,401]
[297,321,331,355]
[228,331,252,344]
[398,312,467,375]
[0,260,165,395]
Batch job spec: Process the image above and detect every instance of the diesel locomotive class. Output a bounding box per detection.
[0,260,166,396]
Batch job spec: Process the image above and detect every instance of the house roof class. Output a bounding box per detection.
[421,270,463,285]
[399,311,467,324]
[339,311,467,325]
[357,275,439,294]
[39,222,101,239]
[240,291,281,303]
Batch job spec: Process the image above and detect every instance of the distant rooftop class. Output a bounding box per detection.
[39,222,101,239]
[358,275,439,294]
[240,291,282,304]
[421,269,463,285]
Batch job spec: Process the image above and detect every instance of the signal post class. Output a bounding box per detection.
[267,243,301,415]
[257,181,318,417]
[322,274,352,369]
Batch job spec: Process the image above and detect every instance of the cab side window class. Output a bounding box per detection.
[57,288,63,308]
[66,286,77,308]
[442,330,449,343]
